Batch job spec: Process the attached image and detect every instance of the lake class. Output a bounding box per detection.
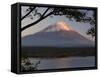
[28,56,95,70]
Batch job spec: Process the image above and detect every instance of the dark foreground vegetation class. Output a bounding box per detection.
[21,47,95,58]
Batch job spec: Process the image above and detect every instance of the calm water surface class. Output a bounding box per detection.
[29,56,95,70]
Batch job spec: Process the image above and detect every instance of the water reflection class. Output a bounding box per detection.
[28,56,95,70]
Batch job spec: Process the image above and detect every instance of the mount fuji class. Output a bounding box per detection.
[22,21,94,47]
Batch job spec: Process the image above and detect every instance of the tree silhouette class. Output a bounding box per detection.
[21,6,96,37]
[21,57,41,71]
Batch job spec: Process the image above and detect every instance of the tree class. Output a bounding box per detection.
[21,6,96,37]
[21,57,41,71]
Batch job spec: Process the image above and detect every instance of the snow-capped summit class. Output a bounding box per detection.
[42,21,73,32]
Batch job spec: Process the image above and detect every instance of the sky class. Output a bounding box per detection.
[21,6,95,41]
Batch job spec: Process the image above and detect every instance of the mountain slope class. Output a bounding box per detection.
[22,21,94,47]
